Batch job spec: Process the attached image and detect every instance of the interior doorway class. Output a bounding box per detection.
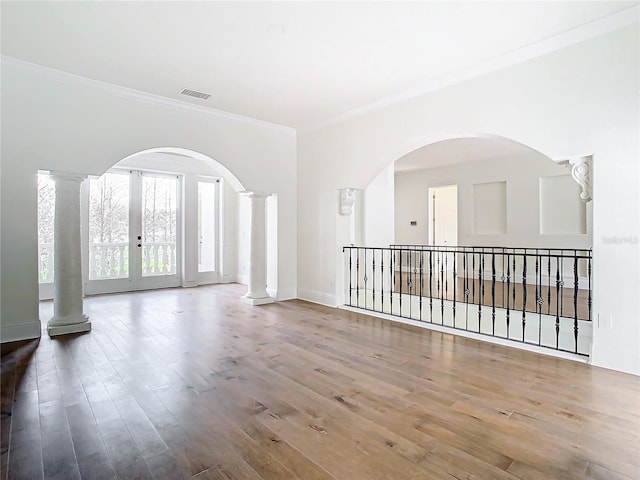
[427,185,458,246]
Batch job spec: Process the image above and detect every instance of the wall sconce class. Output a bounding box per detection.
[338,188,356,215]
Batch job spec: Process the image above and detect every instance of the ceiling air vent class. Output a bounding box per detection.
[180,88,211,100]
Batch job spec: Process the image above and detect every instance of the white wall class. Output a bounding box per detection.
[363,164,395,246]
[394,153,592,250]
[1,58,297,342]
[298,26,640,375]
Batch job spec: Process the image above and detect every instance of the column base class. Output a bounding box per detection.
[47,315,91,337]
[240,295,275,306]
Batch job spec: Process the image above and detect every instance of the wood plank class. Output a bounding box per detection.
[1,284,637,480]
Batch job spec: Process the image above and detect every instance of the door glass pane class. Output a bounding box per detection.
[88,173,130,280]
[37,173,55,283]
[198,181,217,273]
[142,175,177,277]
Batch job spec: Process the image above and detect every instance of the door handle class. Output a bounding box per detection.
[137,243,142,248]
[137,235,142,240]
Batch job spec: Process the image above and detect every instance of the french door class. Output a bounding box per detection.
[84,169,181,295]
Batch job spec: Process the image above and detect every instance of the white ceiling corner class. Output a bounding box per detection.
[1,1,638,130]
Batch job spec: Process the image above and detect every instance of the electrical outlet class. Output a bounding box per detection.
[597,314,613,330]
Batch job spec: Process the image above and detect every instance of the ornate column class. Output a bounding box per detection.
[47,172,91,336]
[241,191,274,305]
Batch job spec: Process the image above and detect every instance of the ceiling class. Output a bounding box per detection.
[1,1,638,129]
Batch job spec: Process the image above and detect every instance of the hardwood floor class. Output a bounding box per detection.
[1,284,638,480]
[394,272,591,320]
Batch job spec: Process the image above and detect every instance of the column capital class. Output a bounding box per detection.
[241,190,271,199]
[50,171,88,184]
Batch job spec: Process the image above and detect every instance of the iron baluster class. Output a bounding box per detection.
[363,249,368,309]
[506,252,511,338]
[512,254,517,323]
[380,249,384,313]
[348,247,353,306]
[372,249,376,310]
[491,250,496,336]
[407,251,415,318]
[522,255,527,343]
[390,250,395,314]
[555,257,561,349]
[573,254,579,354]
[537,253,542,345]
[440,250,445,324]
[464,252,469,330]
[479,253,484,333]
[452,251,456,325]
[399,250,403,316]
[559,254,565,318]
[419,251,424,321]
[472,250,476,316]
[429,250,433,322]
[547,253,552,316]
[356,248,360,308]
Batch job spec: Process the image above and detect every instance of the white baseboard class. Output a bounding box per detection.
[234,274,249,285]
[276,287,297,301]
[1,320,42,343]
[297,288,337,307]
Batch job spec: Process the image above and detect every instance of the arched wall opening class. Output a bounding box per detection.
[348,133,591,249]
[37,146,278,300]
[337,133,595,358]
[336,132,593,307]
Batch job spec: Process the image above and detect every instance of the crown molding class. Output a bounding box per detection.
[303,4,640,133]
[1,55,296,136]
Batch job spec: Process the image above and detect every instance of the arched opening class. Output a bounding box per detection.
[342,133,593,358]
[38,147,277,299]
[391,135,592,249]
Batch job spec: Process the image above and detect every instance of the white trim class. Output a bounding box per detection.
[340,305,589,365]
[47,321,91,337]
[1,321,42,343]
[304,5,640,132]
[1,56,295,136]
[240,296,275,306]
[297,288,337,307]
[235,274,249,285]
[276,287,297,301]
[221,274,237,284]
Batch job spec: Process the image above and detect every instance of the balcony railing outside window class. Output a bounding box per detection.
[39,242,178,282]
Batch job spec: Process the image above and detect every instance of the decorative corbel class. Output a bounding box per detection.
[558,155,592,202]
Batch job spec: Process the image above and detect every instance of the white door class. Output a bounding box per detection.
[428,185,458,246]
[85,170,181,294]
[197,177,220,278]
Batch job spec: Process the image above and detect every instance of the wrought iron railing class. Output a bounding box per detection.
[343,245,592,356]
